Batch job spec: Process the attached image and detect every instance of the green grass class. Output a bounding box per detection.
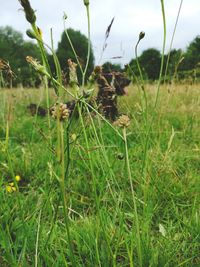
[0,84,200,266]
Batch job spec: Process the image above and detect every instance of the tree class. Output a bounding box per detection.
[128,48,161,81]
[139,48,161,80]
[0,26,41,87]
[182,36,200,70]
[56,28,94,84]
[164,49,183,81]
[102,62,122,73]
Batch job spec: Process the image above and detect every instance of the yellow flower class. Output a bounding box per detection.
[15,175,21,182]
[6,183,17,193]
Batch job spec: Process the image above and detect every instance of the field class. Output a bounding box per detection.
[0,83,199,266]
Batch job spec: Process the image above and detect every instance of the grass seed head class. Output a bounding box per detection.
[18,0,36,24]
[26,56,48,76]
[51,103,70,121]
[114,115,130,128]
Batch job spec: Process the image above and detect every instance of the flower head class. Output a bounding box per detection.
[113,115,130,128]
[15,175,21,182]
[26,56,48,76]
[6,182,17,193]
[51,103,70,121]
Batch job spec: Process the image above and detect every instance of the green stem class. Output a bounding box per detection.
[82,4,91,87]
[63,24,84,77]
[135,39,148,127]
[163,0,183,83]
[123,128,142,267]
[60,122,76,267]
[154,0,167,108]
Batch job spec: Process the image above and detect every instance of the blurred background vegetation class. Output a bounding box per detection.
[1,25,200,87]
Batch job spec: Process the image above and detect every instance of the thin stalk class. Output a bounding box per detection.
[135,39,148,127]
[141,0,167,177]
[82,4,91,87]
[59,122,76,267]
[35,210,42,267]
[164,0,184,82]
[80,99,123,139]
[78,103,114,259]
[154,0,167,108]
[63,23,84,77]
[123,127,142,267]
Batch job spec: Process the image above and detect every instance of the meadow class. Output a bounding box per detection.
[0,83,200,266]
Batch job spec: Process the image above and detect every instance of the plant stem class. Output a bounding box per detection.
[123,127,142,267]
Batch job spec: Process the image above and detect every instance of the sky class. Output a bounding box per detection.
[0,0,200,66]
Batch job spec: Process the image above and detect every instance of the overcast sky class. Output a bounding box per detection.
[1,0,200,66]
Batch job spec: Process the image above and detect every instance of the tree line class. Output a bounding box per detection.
[0,26,200,87]
[0,26,94,87]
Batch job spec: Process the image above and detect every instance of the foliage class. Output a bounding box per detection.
[129,48,161,81]
[0,86,199,266]
[56,28,94,84]
[102,61,123,73]
[0,26,41,87]
[183,35,200,70]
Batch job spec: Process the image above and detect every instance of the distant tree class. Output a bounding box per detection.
[0,26,41,87]
[128,58,141,80]
[56,28,94,84]
[0,26,24,79]
[164,49,183,80]
[128,48,161,81]
[139,48,161,80]
[182,36,200,70]
[102,62,122,73]
[18,42,42,87]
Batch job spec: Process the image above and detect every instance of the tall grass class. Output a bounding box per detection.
[0,0,199,266]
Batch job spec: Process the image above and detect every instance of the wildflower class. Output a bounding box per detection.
[51,103,70,121]
[113,115,130,128]
[18,0,36,24]
[6,182,17,193]
[15,175,21,182]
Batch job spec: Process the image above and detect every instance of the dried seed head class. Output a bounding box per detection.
[113,115,130,128]
[51,103,70,121]
[0,59,9,71]
[26,56,48,76]
[0,59,16,78]
[94,66,103,74]
[139,31,145,41]
[18,0,36,24]
[68,59,78,86]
